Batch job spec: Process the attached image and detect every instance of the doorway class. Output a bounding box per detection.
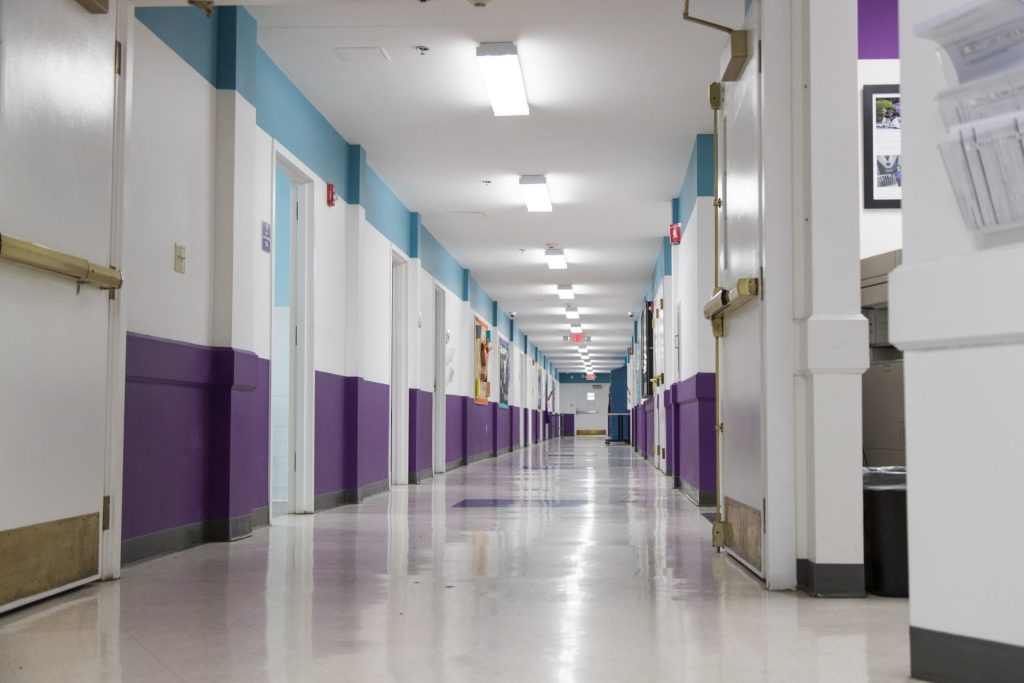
[270,167,296,517]
[269,154,314,518]
[390,253,410,486]
[432,286,447,474]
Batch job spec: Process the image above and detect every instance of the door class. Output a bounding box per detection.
[718,6,765,576]
[0,0,119,612]
[432,286,446,473]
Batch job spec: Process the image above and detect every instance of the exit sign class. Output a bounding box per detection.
[571,333,585,343]
[586,373,596,381]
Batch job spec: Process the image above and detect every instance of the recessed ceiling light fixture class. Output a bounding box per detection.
[569,324,583,334]
[520,175,552,212]
[476,42,529,117]
[557,285,575,300]
[544,248,567,270]
[565,305,580,320]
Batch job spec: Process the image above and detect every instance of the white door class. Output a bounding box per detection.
[0,0,119,612]
[718,8,765,576]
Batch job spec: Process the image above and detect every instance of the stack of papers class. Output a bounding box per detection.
[917,0,1024,234]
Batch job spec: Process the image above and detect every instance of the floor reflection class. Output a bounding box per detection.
[0,438,910,682]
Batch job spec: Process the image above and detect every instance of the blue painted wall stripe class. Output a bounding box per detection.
[135,6,503,304]
[675,134,715,229]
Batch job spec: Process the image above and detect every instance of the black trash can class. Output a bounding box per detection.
[863,467,908,597]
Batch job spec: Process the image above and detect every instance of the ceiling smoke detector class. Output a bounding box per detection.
[468,0,491,6]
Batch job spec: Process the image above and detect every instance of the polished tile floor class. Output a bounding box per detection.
[0,439,911,682]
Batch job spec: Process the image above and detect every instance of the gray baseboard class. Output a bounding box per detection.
[911,626,1024,683]
[466,450,495,465]
[679,479,717,507]
[410,467,434,484]
[796,558,865,598]
[357,479,390,501]
[445,458,466,473]
[121,506,270,566]
[314,488,358,512]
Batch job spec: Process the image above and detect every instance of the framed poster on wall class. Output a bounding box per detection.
[863,84,902,209]
[474,318,491,405]
[498,338,510,409]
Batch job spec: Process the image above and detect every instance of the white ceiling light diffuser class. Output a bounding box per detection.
[519,175,553,212]
[565,305,580,320]
[569,324,583,334]
[476,42,529,117]
[545,248,567,270]
[557,285,575,300]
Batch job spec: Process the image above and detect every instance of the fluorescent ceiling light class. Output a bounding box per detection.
[545,248,567,270]
[565,306,580,320]
[570,325,583,334]
[476,42,529,117]
[557,285,575,300]
[520,175,552,212]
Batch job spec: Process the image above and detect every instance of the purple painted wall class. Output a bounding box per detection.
[408,389,433,477]
[123,333,269,540]
[644,398,655,458]
[313,373,389,495]
[663,391,676,477]
[531,410,540,443]
[356,378,389,488]
[562,414,575,436]
[496,404,512,452]
[511,407,521,449]
[314,371,358,496]
[446,394,466,465]
[466,399,494,458]
[671,374,717,498]
[858,0,899,59]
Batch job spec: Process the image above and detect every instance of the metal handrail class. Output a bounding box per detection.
[0,232,123,290]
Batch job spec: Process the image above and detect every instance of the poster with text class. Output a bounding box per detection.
[474,317,491,406]
[498,338,510,409]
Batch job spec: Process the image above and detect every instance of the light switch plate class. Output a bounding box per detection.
[174,244,186,274]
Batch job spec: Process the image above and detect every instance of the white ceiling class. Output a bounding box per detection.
[249,0,738,372]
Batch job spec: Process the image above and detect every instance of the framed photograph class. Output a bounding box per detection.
[863,84,902,209]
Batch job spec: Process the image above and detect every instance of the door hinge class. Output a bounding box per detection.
[758,40,762,74]
[760,266,765,300]
[763,498,767,533]
[102,496,111,531]
[294,325,298,346]
[293,452,297,472]
[114,40,123,76]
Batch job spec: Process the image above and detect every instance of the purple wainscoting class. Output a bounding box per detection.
[356,378,390,489]
[496,404,512,453]
[562,413,576,436]
[446,394,467,466]
[408,389,433,481]
[314,372,358,498]
[466,398,494,460]
[858,0,899,60]
[511,407,521,449]
[531,410,540,443]
[123,333,269,547]
[663,391,677,478]
[672,373,717,506]
[644,398,655,458]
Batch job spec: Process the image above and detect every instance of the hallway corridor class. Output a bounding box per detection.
[0,439,909,682]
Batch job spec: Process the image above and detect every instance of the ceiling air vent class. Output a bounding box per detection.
[333,47,392,64]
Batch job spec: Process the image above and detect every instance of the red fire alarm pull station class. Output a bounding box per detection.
[669,223,682,245]
[327,183,336,207]
[629,347,634,356]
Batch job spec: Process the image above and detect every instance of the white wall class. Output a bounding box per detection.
[560,383,608,432]
[858,59,903,258]
[673,200,717,381]
[126,23,216,347]
[894,0,1024,650]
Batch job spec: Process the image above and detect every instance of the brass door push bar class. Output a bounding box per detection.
[703,278,760,321]
[0,233,123,290]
